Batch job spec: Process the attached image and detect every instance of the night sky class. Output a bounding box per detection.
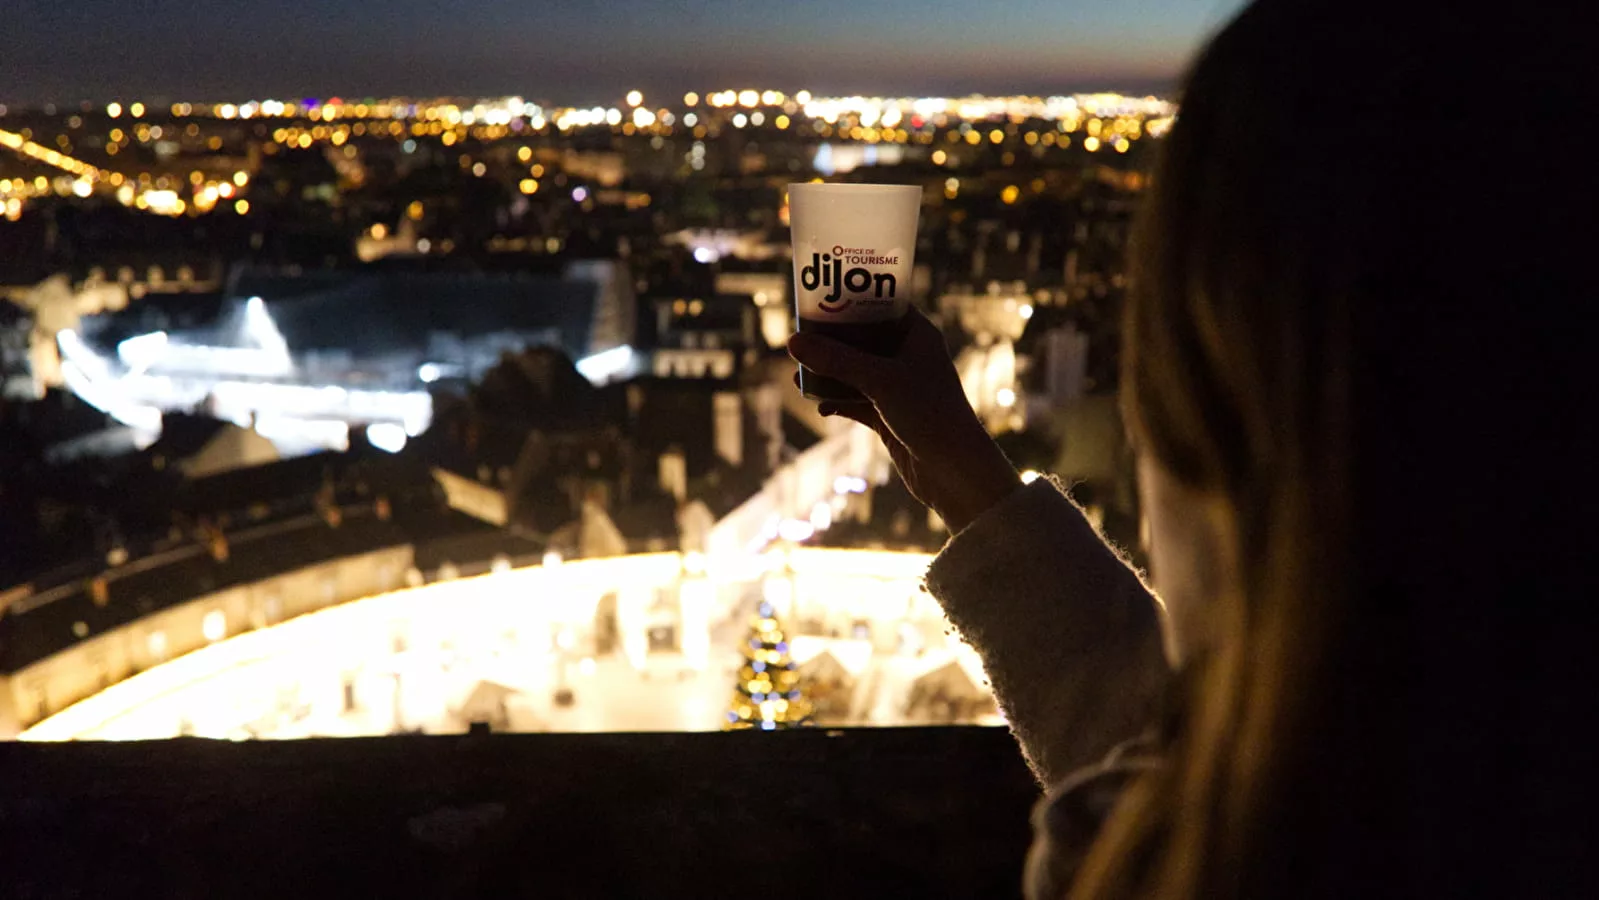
[6,0,1247,106]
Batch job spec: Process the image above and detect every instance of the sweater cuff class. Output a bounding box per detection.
[926,476,1093,608]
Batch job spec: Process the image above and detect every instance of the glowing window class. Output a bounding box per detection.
[201,609,226,643]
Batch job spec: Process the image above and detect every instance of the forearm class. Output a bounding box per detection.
[925,476,1170,786]
[928,426,1027,535]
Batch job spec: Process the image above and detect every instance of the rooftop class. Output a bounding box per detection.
[227,269,601,358]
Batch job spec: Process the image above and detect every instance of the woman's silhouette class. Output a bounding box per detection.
[790,0,1594,896]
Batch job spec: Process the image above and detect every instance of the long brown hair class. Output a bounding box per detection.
[1074,1,1593,896]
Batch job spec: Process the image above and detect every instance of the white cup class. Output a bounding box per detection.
[787,182,922,401]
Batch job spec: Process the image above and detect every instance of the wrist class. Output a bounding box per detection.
[938,441,1022,534]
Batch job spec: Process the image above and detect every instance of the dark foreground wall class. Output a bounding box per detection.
[1,727,1039,899]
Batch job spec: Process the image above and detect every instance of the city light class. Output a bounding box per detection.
[683,551,707,576]
[5,82,1171,744]
[142,190,183,215]
[116,331,169,373]
[0,88,1177,220]
[574,345,636,384]
[56,330,166,432]
[17,545,984,741]
[202,610,227,643]
[777,519,816,542]
[366,422,409,453]
[834,476,868,495]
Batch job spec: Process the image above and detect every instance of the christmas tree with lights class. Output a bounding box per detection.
[725,600,813,730]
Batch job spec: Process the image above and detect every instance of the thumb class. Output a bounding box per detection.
[787,332,893,394]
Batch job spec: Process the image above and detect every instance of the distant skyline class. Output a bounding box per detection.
[6,0,1248,106]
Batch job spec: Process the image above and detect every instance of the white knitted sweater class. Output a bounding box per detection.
[924,475,1171,898]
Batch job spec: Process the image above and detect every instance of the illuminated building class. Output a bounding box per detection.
[44,262,636,454]
[4,540,995,739]
[0,83,1171,745]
